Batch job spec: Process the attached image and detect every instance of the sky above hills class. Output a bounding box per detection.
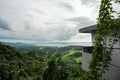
[0,0,100,45]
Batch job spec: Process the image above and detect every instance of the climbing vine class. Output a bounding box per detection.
[84,0,120,80]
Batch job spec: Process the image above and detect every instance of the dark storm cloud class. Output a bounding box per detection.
[0,19,11,30]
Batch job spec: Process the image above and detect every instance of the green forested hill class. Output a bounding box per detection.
[16,46,82,63]
[0,43,47,80]
[0,43,84,80]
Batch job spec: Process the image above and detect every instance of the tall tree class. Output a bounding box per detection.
[86,0,120,80]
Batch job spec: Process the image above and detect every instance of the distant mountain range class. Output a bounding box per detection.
[0,42,35,47]
[37,42,92,47]
[0,41,92,47]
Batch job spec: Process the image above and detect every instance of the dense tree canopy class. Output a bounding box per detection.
[0,43,83,80]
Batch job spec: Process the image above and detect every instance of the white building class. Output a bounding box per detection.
[79,25,120,80]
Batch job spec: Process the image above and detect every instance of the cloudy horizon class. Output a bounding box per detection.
[0,0,100,46]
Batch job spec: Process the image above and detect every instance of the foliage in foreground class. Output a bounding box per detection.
[0,43,84,80]
[86,0,120,80]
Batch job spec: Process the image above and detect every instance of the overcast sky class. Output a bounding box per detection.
[0,0,101,45]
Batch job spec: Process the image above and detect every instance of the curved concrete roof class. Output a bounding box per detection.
[79,25,96,33]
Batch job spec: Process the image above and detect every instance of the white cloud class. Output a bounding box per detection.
[65,33,92,42]
[0,0,100,45]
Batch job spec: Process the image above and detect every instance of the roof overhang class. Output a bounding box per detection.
[79,25,96,33]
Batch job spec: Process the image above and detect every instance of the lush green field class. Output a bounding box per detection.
[62,49,82,63]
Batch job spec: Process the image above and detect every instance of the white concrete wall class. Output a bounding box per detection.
[82,49,92,71]
[102,48,120,80]
[103,64,120,80]
[82,30,120,80]
[91,31,120,48]
[106,36,120,48]
[111,48,120,66]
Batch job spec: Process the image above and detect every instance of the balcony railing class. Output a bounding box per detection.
[83,46,93,54]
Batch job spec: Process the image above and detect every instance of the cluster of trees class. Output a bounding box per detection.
[0,43,84,80]
[0,43,47,80]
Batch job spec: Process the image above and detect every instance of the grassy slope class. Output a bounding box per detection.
[62,49,82,63]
